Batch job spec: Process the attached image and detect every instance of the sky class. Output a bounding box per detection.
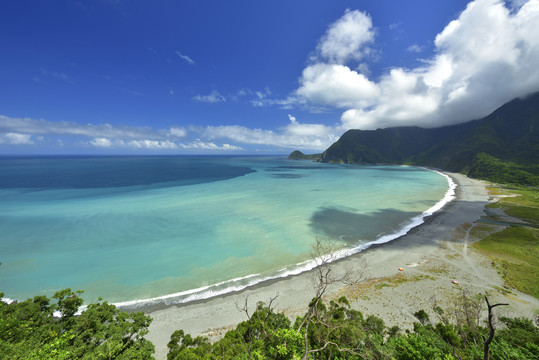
[1,0,538,155]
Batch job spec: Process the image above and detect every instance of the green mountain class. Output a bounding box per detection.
[314,92,539,185]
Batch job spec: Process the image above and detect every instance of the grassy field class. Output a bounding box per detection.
[473,185,539,299]
[486,185,539,224]
[473,226,538,299]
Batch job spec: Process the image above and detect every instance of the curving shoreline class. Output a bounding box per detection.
[144,172,469,357]
[147,173,539,359]
[144,173,539,360]
[117,168,456,311]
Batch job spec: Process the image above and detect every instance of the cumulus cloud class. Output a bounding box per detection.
[296,64,379,108]
[316,9,374,64]
[296,0,539,130]
[192,90,226,103]
[294,9,378,111]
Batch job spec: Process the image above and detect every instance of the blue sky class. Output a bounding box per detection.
[1,0,538,154]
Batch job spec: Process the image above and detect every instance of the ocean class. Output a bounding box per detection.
[0,156,454,307]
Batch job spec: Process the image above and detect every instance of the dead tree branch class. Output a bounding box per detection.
[483,296,508,360]
[297,237,366,360]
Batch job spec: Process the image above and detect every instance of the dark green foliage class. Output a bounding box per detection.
[165,296,539,360]
[414,309,431,325]
[498,317,539,349]
[0,289,155,359]
[288,150,322,161]
[321,125,467,165]
[468,153,539,186]
[392,332,451,360]
[319,92,539,185]
[167,330,211,360]
[3,288,538,359]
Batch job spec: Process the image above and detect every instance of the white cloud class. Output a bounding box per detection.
[296,64,379,109]
[296,0,539,130]
[90,137,112,147]
[179,140,243,151]
[0,115,246,152]
[230,87,287,108]
[251,87,272,107]
[202,115,340,151]
[0,132,34,145]
[87,137,243,151]
[316,9,374,64]
[0,115,160,139]
[288,114,297,124]
[127,140,178,149]
[88,138,179,150]
[176,51,195,65]
[192,90,226,103]
[221,143,243,150]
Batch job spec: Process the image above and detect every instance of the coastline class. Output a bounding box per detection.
[117,167,455,310]
[144,172,539,359]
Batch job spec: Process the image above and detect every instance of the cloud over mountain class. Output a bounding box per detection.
[296,0,539,131]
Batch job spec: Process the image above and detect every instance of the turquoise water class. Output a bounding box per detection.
[0,156,452,306]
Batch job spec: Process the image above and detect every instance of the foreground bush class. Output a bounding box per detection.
[166,295,538,360]
[0,289,155,359]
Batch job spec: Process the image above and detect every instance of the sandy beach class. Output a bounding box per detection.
[144,173,539,360]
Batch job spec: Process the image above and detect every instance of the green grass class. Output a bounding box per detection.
[473,226,539,299]
[498,187,539,224]
[374,282,391,290]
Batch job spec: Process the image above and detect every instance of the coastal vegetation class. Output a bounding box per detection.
[166,293,537,360]
[0,289,154,359]
[2,289,537,360]
[291,91,539,186]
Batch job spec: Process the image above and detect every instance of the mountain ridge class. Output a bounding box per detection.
[291,92,539,185]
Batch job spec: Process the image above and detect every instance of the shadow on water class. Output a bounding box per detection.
[309,207,420,244]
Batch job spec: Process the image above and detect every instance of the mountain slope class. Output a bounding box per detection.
[318,92,539,185]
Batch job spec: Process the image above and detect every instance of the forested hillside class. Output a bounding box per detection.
[316,92,539,185]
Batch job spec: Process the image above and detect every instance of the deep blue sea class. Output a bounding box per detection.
[0,156,453,306]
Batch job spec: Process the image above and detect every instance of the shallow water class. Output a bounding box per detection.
[0,156,451,305]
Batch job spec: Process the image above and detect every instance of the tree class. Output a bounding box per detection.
[0,289,155,359]
[294,237,365,359]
